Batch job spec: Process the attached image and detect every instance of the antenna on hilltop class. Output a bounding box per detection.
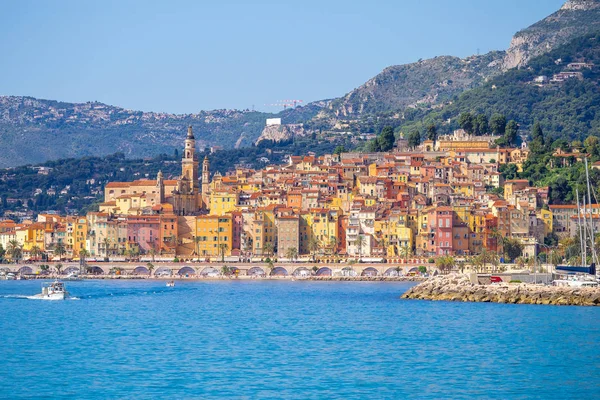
[264,100,304,110]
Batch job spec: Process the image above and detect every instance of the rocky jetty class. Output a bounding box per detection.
[402,274,600,306]
[307,276,425,282]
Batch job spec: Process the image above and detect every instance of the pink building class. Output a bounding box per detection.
[127,215,160,253]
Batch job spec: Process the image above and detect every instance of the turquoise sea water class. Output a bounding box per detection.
[0,280,599,399]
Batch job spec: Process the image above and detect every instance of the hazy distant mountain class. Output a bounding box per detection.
[0,96,278,167]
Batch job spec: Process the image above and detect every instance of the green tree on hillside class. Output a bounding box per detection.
[584,136,600,157]
[377,126,395,152]
[530,122,546,154]
[490,113,507,135]
[458,112,474,135]
[408,130,421,149]
[333,145,346,155]
[426,124,437,143]
[504,120,519,146]
[474,114,489,136]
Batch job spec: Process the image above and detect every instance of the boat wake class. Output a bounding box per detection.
[0,294,30,300]
[1,286,192,301]
[78,287,192,300]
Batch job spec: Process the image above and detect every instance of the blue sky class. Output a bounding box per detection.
[0,0,565,113]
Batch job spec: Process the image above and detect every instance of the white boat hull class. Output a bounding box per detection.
[28,292,68,300]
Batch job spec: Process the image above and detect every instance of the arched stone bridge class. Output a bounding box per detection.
[1,262,438,277]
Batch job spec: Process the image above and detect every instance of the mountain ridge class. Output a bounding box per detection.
[1,0,598,166]
[325,0,600,120]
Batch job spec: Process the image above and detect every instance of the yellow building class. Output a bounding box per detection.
[16,223,46,253]
[310,209,339,245]
[115,194,150,215]
[66,217,88,258]
[368,163,377,177]
[195,215,233,258]
[539,208,553,235]
[209,190,239,216]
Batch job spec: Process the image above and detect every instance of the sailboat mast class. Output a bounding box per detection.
[577,189,585,266]
[584,157,599,266]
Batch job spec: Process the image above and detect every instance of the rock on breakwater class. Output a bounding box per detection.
[401,274,600,306]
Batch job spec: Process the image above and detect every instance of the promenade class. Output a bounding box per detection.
[1,261,439,279]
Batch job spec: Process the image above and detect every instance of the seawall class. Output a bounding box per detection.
[401,274,600,306]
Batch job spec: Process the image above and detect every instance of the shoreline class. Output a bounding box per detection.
[6,275,426,283]
[402,274,600,306]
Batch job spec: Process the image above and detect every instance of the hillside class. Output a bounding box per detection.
[0,134,350,216]
[503,0,600,69]
[328,53,504,118]
[1,0,598,167]
[324,0,600,120]
[396,32,600,142]
[0,97,279,167]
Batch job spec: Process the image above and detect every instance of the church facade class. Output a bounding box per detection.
[101,126,209,216]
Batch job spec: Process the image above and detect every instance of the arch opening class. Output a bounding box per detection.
[292,267,310,277]
[17,266,33,275]
[178,266,196,276]
[132,266,150,275]
[154,267,173,277]
[248,267,265,276]
[270,267,288,276]
[200,267,219,276]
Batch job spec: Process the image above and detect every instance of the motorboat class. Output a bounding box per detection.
[63,272,83,281]
[553,275,598,288]
[166,280,175,287]
[29,280,69,300]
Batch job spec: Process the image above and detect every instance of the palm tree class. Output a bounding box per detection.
[457,259,466,273]
[329,236,338,254]
[286,247,298,262]
[54,242,66,261]
[515,256,527,270]
[7,240,22,263]
[400,245,412,260]
[146,262,155,277]
[29,245,42,261]
[308,237,320,262]
[148,248,156,263]
[218,243,229,262]
[55,263,63,275]
[526,257,535,273]
[221,265,231,276]
[355,235,366,261]
[194,235,201,256]
[79,249,90,269]
[127,247,138,261]
[262,242,274,258]
[379,238,390,257]
[435,256,455,274]
[102,238,112,260]
[489,228,504,254]
[471,255,483,273]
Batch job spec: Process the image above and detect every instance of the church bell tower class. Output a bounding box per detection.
[202,155,210,207]
[181,125,199,192]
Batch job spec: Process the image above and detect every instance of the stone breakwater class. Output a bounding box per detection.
[306,276,425,282]
[401,274,600,306]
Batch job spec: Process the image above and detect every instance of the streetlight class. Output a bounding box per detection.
[536,242,553,284]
